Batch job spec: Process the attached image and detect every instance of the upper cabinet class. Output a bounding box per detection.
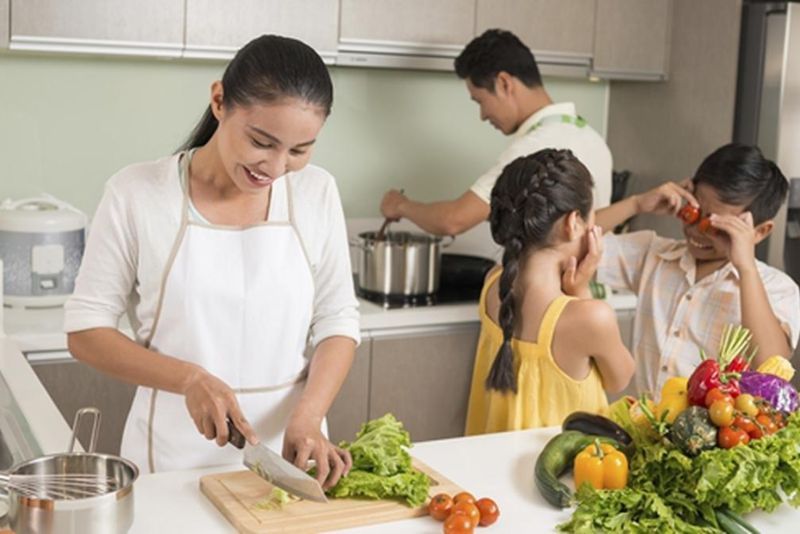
[184,0,339,62]
[9,0,184,57]
[339,0,475,60]
[593,0,673,80]
[0,0,9,48]
[475,0,596,65]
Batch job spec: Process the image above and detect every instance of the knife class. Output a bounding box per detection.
[227,420,328,503]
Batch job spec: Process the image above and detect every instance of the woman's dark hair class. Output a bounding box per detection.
[454,29,542,91]
[692,143,788,224]
[486,149,593,393]
[180,35,333,151]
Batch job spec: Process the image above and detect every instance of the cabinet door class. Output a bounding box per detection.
[326,339,371,444]
[593,0,672,79]
[340,0,475,47]
[370,325,480,442]
[10,0,184,57]
[30,359,136,455]
[0,0,8,48]
[475,0,596,60]
[185,0,338,61]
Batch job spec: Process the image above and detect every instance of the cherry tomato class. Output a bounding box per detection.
[705,388,734,408]
[718,426,750,448]
[697,217,713,233]
[452,492,476,505]
[443,512,474,534]
[735,394,759,418]
[450,502,481,529]
[428,493,453,522]
[475,498,500,527]
[678,204,700,224]
[756,414,778,435]
[709,400,735,427]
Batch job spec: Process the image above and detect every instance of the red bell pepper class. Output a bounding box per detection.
[724,354,750,374]
[688,359,722,406]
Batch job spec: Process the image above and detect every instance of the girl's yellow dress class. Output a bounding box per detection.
[465,269,608,435]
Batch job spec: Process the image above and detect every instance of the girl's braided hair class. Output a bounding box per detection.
[486,148,594,393]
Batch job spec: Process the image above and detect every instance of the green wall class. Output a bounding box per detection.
[0,53,608,217]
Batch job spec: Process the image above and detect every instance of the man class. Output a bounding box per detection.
[380,29,613,236]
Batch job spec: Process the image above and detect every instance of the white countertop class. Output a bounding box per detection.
[3,291,636,354]
[129,427,797,534]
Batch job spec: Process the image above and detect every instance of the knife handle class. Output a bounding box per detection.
[227,419,246,449]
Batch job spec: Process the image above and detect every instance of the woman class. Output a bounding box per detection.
[65,35,359,489]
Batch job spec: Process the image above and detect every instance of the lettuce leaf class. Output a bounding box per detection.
[329,413,430,506]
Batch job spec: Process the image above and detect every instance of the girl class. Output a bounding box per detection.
[465,149,634,434]
[65,35,358,489]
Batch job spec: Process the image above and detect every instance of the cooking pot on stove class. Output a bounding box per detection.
[352,231,453,297]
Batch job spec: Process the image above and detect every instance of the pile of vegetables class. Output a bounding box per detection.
[327,413,430,506]
[535,324,800,533]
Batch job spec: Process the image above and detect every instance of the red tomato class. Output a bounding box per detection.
[428,493,453,522]
[756,414,778,435]
[679,204,701,224]
[475,498,500,527]
[705,388,734,408]
[452,492,476,505]
[443,512,474,534]
[709,400,735,427]
[718,426,749,448]
[450,502,481,529]
[697,217,713,233]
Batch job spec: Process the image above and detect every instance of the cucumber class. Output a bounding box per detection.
[715,509,755,534]
[534,430,624,508]
[562,411,634,448]
[717,508,760,534]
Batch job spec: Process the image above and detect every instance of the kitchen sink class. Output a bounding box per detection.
[0,373,41,471]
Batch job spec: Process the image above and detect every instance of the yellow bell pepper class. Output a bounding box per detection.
[573,439,628,491]
[656,376,689,424]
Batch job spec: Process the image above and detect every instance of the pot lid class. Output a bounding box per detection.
[0,195,87,233]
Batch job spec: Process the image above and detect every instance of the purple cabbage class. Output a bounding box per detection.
[740,371,799,412]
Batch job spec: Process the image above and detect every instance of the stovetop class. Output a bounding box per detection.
[354,275,480,310]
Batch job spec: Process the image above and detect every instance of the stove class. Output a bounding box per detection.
[354,275,481,309]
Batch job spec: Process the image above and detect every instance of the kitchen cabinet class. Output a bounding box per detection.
[28,354,136,454]
[369,324,480,442]
[593,0,672,80]
[339,0,475,59]
[475,0,596,64]
[184,0,338,62]
[0,0,9,48]
[326,339,371,444]
[9,0,184,57]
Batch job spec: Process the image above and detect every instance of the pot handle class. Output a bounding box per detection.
[349,238,375,251]
[68,407,101,454]
[441,235,456,248]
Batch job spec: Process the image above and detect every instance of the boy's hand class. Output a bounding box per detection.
[562,225,603,299]
[709,212,758,273]
[634,179,698,216]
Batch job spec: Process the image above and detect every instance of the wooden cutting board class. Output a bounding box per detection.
[200,458,462,533]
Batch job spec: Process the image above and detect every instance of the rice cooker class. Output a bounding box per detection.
[0,195,87,308]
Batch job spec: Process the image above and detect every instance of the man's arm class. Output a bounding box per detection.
[380,189,489,236]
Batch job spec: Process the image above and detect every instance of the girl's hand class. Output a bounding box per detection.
[634,179,698,216]
[182,368,257,447]
[708,212,758,273]
[283,415,352,490]
[562,225,604,299]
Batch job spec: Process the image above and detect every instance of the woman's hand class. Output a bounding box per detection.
[562,225,603,299]
[283,414,352,490]
[634,179,698,216]
[182,367,257,447]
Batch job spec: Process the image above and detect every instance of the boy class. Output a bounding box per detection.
[593,143,799,394]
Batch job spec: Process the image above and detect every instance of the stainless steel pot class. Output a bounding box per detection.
[353,231,453,296]
[2,407,138,534]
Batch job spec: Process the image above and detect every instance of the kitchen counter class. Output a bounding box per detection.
[2,290,638,353]
[129,427,796,533]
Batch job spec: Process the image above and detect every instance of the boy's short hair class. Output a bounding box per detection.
[692,143,788,224]
[454,29,543,91]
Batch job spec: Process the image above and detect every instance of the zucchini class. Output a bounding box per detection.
[562,411,634,447]
[534,430,624,508]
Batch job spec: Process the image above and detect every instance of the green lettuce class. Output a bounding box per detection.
[328,413,430,506]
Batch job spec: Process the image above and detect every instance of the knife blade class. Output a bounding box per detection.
[227,420,328,503]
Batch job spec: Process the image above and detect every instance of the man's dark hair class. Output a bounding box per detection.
[692,143,788,224]
[454,29,542,91]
